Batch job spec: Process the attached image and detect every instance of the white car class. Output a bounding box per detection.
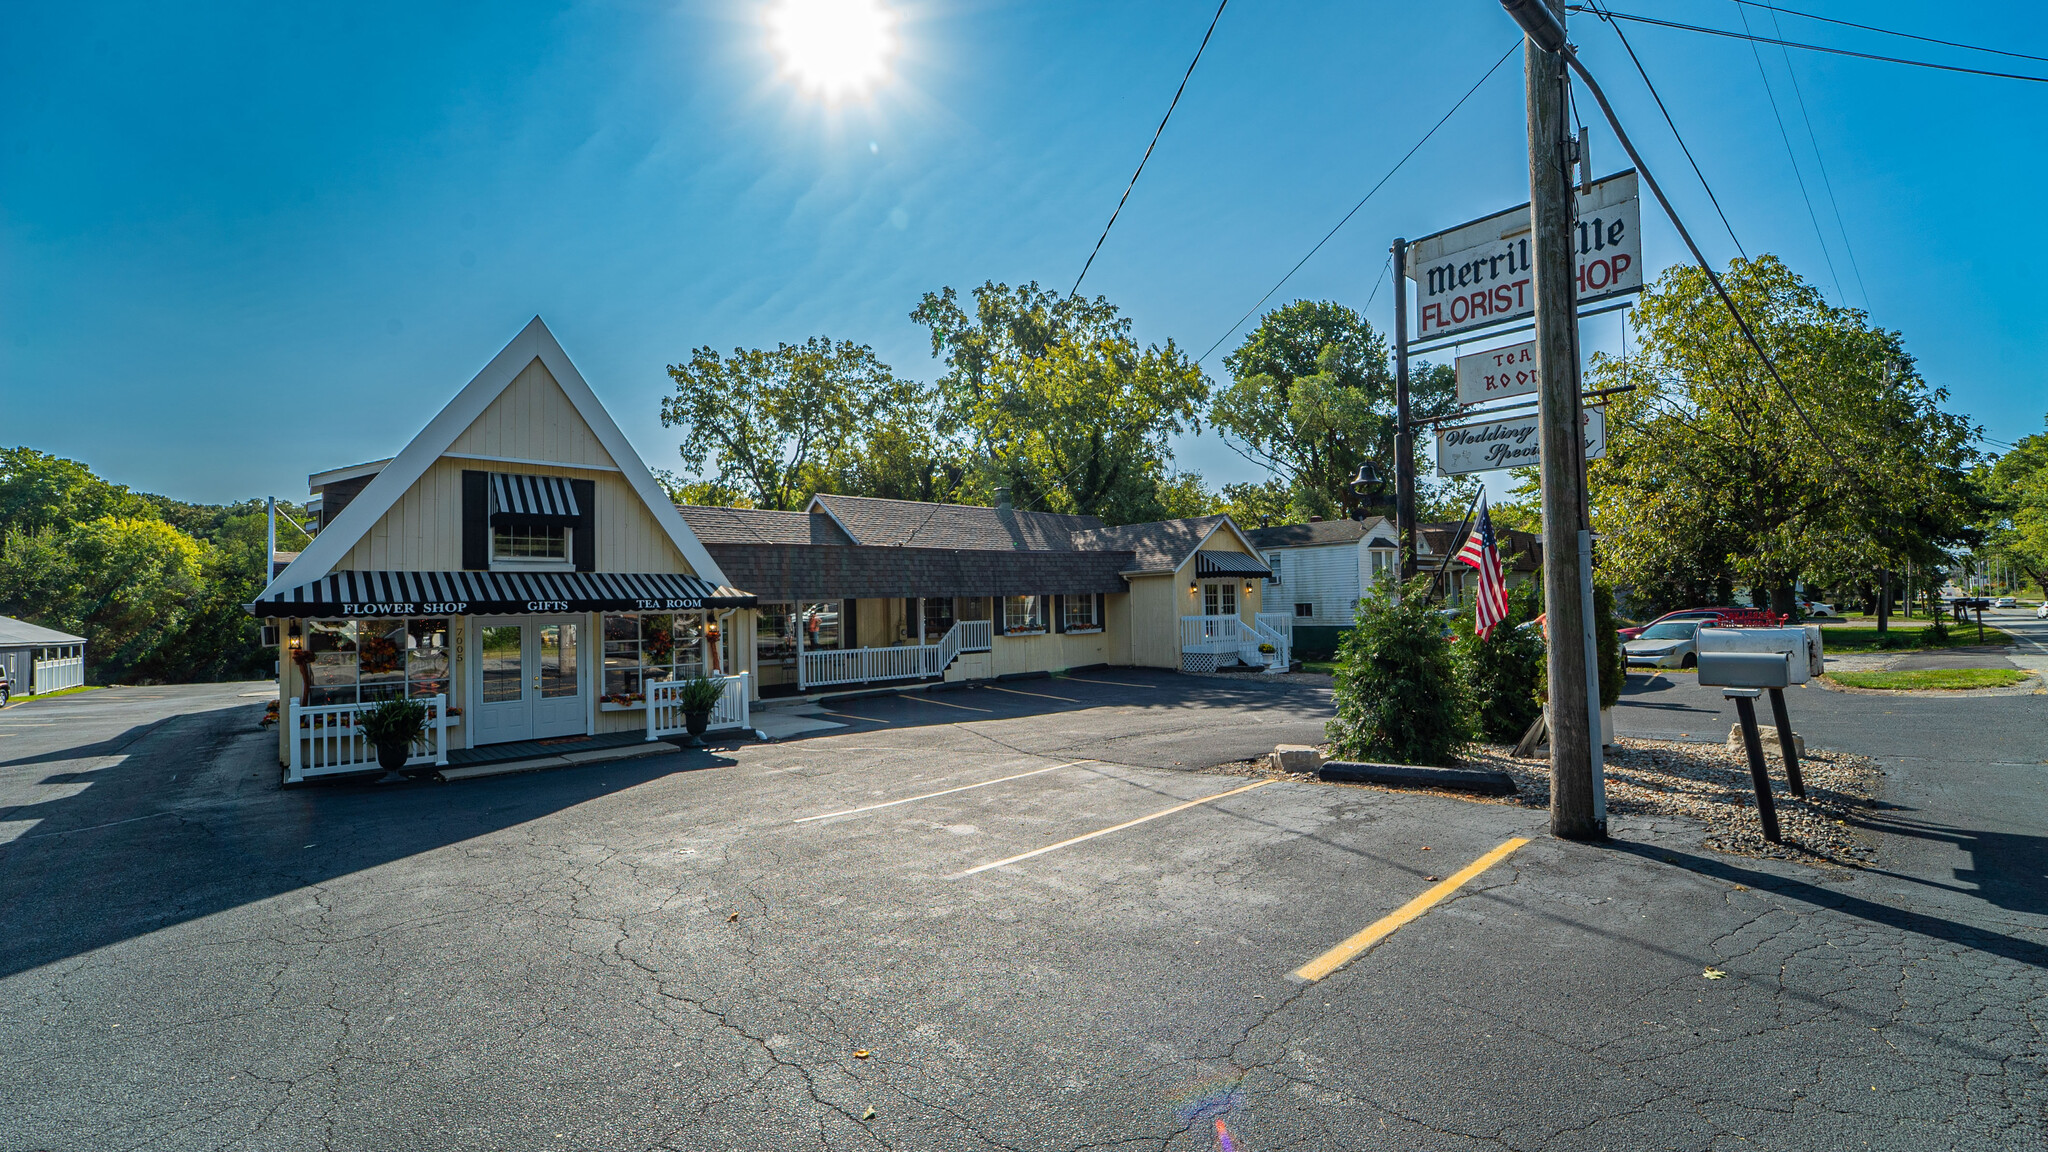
[1994,596,2017,608]
[1798,599,1835,617]
[2036,603,2047,620]
[1624,620,1701,669]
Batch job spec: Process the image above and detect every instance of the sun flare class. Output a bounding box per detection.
[767,0,896,99]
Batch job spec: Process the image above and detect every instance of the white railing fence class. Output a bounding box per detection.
[1255,612,1294,646]
[647,673,751,741]
[286,695,449,783]
[799,619,992,690]
[31,655,85,694]
[1180,615,1290,673]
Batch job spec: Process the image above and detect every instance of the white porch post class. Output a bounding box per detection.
[795,599,806,691]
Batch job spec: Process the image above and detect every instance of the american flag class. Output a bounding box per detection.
[1456,495,1510,640]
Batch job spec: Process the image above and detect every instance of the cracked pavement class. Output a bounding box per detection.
[1,670,2042,1150]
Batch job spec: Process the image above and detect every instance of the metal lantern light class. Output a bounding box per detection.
[286,620,303,651]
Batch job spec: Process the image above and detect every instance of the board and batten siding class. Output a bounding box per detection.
[445,357,619,470]
[1126,575,1181,668]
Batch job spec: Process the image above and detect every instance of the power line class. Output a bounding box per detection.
[1197,39,1520,367]
[1758,2,1869,308]
[1716,1,2048,66]
[1588,4,1745,259]
[1070,0,1229,298]
[1575,9,2048,82]
[1735,1,1844,301]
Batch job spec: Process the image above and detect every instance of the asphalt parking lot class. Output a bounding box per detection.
[3,668,2043,1150]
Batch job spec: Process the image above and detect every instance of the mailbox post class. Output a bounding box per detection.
[1697,628,1814,844]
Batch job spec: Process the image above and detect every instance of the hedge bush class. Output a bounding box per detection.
[1327,576,1471,766]
[1453,581,1545,742]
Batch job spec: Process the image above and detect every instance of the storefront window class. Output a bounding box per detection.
[304,618,453,707]
[1062,595,1101,632]
[602,612,712,703]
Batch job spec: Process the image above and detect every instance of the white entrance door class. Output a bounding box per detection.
[1201,581,1238,619]
[473,617,586,746]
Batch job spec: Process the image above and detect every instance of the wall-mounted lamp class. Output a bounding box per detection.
[1188,580,1199,596]
[286,620,303,651]
[1244,582,1256,597]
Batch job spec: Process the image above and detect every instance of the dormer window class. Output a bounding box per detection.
[486,473,582,571]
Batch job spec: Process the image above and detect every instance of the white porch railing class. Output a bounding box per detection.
[286,695,449,783]
[799,619,992,690]
[31,655,84,694]
[647,673,751,741]
[1252,613,1292,673]
[1180,616,1290,673]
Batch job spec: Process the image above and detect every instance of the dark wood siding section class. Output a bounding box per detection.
[461,471,489,570]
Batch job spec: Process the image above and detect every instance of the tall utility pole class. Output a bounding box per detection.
[1506,0,1601,839]
[1391,238,1417,578]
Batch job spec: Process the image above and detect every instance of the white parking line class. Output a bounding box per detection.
[793,760,1096,823]
[984,685,1080,703]
[948,780,1274,879]
[902,694,991,713]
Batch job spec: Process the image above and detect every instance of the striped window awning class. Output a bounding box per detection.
[489,473,580,524]
[249,570,756,618]
[1194,551,1272,578]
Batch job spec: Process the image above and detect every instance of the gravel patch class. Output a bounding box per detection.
[1201,737,1883,867]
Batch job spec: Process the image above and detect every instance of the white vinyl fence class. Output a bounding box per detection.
[286,695,449,783]
[647,673,751,741]
[31,654,85,694]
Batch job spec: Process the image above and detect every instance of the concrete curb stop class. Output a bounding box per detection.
[1319,760,1519,796]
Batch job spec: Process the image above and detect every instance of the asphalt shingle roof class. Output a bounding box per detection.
[0,615,85,646]
[1245,517,1397,549]
[703,544,1132,600]
[807,494,1104,551]
[1068,515,1231,574]
[674,505,855,546]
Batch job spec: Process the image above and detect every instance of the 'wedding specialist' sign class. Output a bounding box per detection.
[1435,408,1607,476]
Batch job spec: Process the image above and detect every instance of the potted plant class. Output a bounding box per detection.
[358,697,429,781]
[674,675,727,743]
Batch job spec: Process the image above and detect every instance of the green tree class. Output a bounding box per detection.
[662,337,909,510]
[0,516,206,681]
[1211,301,1458,520]
[1326,574,1471,765]
[1976,418,2048,591]
[0,447,154,535]
[1453,581,1544,742]
[910,281,1209,524]
[1588,256,1980,615]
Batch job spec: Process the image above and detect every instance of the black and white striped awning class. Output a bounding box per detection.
[490,473,580,525]
[1194,551,1272,578]
[250,570,755,618]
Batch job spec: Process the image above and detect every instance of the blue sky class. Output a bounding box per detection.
[4,0,2044,504]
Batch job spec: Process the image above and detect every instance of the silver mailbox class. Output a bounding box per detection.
[1697,627,1811,688]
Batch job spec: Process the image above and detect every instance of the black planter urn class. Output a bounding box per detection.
[683,711,711,737]
[375,740,411,772]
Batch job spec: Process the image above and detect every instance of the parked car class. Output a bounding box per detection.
[1993,596,2017,609]
[1624,620,1702,669]
[1616,606,1783,640]
[0,666,9,705]
[1797,599,1835,617]
[2037,603,2048,619]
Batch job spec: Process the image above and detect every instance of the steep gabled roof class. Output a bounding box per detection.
[806,493,1104,551]
[674,505,855,546]
[257,317,730,601]
[1070,514,1267,576]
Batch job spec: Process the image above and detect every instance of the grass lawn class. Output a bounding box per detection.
[3,684,100,705]
[1827,668,2032,691]
[1815,623,2010,651]
[1300,660,1338,676]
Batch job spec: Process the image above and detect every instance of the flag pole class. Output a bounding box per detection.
[1422,488,1484,607]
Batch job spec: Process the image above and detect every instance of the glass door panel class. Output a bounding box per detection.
[539,623,578,698]
[480,626,524,703]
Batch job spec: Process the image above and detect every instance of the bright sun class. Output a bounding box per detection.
[767,0,896,99]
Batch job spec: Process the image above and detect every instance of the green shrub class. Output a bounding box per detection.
[1327,576,1471,766]
[1595,581,1624,710]
[1453,582,1544,742]
[1919,615,1949,647]
[675,674,727,713]
[357,698,428,747]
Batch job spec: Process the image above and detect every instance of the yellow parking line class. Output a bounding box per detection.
[985,685,1080,703]
[1292,837,1532,983]
[793,760,1094,823]
[902,694,991,713]
[949,780,1273,879]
